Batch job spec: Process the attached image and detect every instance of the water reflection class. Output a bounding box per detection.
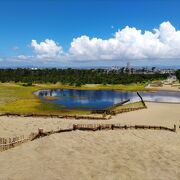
[35,89,180,110]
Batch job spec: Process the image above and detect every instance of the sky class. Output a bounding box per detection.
[0,0,180,68]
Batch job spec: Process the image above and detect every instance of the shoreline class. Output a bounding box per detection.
[0,82,146,116]
[1,82,180,118]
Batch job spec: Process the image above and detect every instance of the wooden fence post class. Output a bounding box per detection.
[38,128,44,135]
[111,124,114,130]
[73,124,77,131]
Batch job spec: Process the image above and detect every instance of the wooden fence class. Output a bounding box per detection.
[73,124,176,132]
[0,124,177,152]
[0,113,111,120]
[108,106,146,115]
[92,106,146,115]
[30,123,177,141]
[29,128,74,141]
[0,136,28,152]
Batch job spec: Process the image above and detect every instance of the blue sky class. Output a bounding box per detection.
[0,0,180,67]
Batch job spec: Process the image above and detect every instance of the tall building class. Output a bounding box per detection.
[126,62,131,74]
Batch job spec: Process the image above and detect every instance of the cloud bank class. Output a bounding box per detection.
[16,21,180,63]
[69,21,180,60]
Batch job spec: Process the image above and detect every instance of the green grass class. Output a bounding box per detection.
[82,83,146,91]
[32,82,147,91]
[108,101,145,112]
[0,82,146,115]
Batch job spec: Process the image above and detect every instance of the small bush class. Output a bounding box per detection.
[22,82,33,87]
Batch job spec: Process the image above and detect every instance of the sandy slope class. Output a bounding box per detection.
[0,131,180,180]
[0,102,180,137]
[145,84,180,92]
[0,102,180,180]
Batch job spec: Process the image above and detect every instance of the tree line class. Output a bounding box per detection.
[175,70,180,81]
[0,68,168,86]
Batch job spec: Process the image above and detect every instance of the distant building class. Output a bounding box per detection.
[125,62,132,74]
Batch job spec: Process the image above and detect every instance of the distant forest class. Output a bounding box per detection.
[175,70,180,81]
[0,68,169,86]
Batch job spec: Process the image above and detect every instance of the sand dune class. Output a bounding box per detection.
[0,102,180,179]
[0,131,180,180]
[0,102,180,137]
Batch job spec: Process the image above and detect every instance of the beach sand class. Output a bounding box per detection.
[145,84,180,92]
[0,102,180,179]
[0,102,180,137]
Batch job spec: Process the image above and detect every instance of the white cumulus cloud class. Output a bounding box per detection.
[31,39,63,59]
[69,21,180,61]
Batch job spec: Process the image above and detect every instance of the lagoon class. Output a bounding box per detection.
[35,89,180,110]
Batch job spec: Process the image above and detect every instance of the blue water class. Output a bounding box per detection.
[35,89,180,110]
